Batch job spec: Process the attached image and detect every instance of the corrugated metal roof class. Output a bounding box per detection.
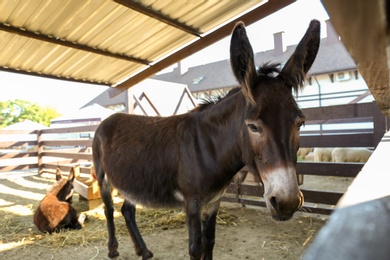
[0,0,294,92]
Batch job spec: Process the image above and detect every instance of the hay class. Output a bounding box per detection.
[0,196,238,250]
[0,173,238,250]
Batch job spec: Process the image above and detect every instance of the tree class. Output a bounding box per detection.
[0,99,61,128]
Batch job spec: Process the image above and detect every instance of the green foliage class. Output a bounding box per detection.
[0,99,61,128]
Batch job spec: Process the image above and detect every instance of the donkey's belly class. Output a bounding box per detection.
[116,186,184,208]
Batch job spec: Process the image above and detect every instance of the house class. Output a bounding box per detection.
[82,78,197,116]
[50,104,115,128]
[50,104,115,139]
[153,20,373,108]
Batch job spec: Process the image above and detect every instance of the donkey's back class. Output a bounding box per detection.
[93,113,187,208]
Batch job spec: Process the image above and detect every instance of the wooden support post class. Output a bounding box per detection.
[37,130,43,174]
[73,164,81,178]
[372,101,388,147]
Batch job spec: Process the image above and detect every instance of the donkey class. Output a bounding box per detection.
[92,20,320,259]
[33,167,82,234]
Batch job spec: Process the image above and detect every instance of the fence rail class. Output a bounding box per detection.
[0,101,388,214]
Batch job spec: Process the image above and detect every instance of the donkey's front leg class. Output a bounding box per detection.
[186,198,203,260]
[201,205,219,260]
[62,206,82,230]
[121,200,153,260]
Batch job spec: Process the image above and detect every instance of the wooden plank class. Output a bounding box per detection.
[44,147,90,153]
[302,103,373,121]
[222,196,267,208]
[73,179,89,199]
[0,129,39,134]
[226,183,263,197]
[226,184,343,205]
[222,197,334,215]
[0,141,37,147]
[297,162,362,177]
[301,206,333,215]
[372,102,388,146]
[43,163,92,175]
[0,152,38,159]
[300,129,372,135]
[304,117,373,126]
[41,125,98,134]
[301,189,343,205]
[42,139,93,147]
[225,183,343,212]
[0,164,38,172]
[300,133,373,147]
[73,178,101,200]
[42,151,92,160]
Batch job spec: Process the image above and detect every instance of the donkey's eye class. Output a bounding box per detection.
[297,122,305,130]
[248,124,260,133]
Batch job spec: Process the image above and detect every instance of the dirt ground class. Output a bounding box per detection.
[0,170,352,260]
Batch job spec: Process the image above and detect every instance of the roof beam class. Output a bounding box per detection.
[111,0,296,96]
[0,67,110,86]
[114,0,202,37]
[0,23,150,65]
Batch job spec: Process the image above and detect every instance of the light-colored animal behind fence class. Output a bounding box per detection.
[332,147,373,163]
[297,147,313,160]
[313,148,334,162]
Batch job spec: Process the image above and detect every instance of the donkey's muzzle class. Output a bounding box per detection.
[267,186,303,221]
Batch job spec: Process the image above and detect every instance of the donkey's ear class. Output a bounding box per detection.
[230,22,257,105]
[280,20,320,91]
[55,168,62,181]
[69,167,75,182]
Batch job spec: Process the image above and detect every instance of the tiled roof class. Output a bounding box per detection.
[153,38,357,93]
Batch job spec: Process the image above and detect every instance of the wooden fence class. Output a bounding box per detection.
[0,101,388,215]
[0,125,97,174]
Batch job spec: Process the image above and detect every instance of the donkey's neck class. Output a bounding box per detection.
[195,91,247,176]
[47,178,67,196]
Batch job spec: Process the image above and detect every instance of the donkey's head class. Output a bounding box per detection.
[230,20,320,220]
[52,167,75,204]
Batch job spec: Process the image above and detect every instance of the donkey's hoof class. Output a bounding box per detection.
[141,249,154,260]
[108,250,119,258]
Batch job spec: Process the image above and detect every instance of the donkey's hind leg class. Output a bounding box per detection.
[121,200,154,260]
[100,179,119,258]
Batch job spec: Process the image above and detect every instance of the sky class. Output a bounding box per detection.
[0,0,329,115]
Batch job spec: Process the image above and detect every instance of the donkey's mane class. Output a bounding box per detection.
[193,87,240,112]
[193,63,283,112]
[47,178,67,196]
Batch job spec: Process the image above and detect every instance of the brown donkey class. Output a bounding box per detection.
[33,168,82,234]
[92,20,320,259]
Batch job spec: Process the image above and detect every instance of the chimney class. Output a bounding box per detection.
[325,19,339,44]
[177,61,188,75]
[273,31,285,55]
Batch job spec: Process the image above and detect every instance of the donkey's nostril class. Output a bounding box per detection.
[270,196,279,210]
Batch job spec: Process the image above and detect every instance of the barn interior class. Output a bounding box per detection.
[1,0,390,259]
